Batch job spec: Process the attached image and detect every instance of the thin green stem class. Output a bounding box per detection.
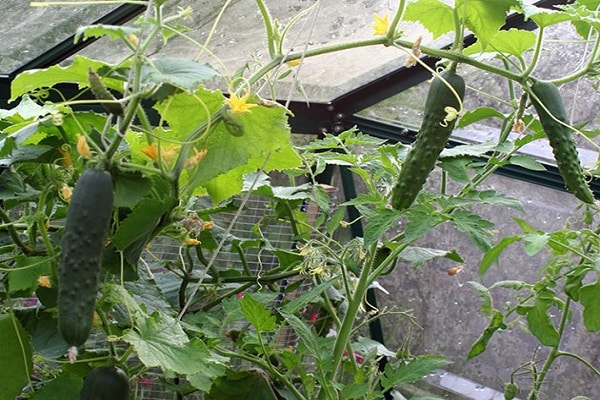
[528,297,572,399]
[555,351,600,377]
[255,0,277,58]
[386,0,406,43]
[215,346,307,400]
[520,26,545,79]
[0,208,32,255]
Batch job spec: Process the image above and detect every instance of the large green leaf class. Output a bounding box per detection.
[456,0,517,47]
[579,280,600,332]
[123,312,227,375]
[463,28,537,58]
[403,0,455,39]
[142,57,219,91]
[0,314,33,398]
[526,290,560,347]
[8,255,52,293]
[10,56,123,101]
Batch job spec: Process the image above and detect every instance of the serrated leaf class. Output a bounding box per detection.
[341,383,370,399]
[509,154,546,171]
[142,57,219,91]
[456,0,517,47]
[519,2,573,27]
[440,141,497,158]
[479,235,522,276]
[10,56,123,101]
[123,312,227,375]
[240,293,277,333]
[403,0,455,38]
[451,210,494,251]
[364,208,401,247]
[464,28,536,57]
[579,280,600,332]
[381,356,452,388]
[439,157,471,182]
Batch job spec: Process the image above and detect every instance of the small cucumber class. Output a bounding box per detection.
[530,80,595,204]
[58,169,113,352]
[79,366,130,400]
[88,68,124,117]
[391,69,465,210]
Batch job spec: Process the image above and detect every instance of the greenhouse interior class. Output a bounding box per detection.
[1,0,599,399]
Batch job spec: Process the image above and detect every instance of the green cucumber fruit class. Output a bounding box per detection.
[530,80,595,204]
[58,169,113,351]
[79,366,130,400]
[391,69,465,210]
[88,68,124,117]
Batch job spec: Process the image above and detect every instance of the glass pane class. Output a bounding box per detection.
[76,0,449,103]
[0,1,118,73]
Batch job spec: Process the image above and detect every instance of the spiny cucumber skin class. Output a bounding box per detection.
[58,169,113,348]
[530,80,595,204]
[391,70,466,210]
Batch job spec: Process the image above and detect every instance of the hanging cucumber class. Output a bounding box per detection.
[88,68,125,117]
[58,168,113,359]
[79,366,130,400]
[529,80,595,204]
[391,68,465,210]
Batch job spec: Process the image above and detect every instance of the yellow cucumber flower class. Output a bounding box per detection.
[372,13,389,36]
[225,92,257,115]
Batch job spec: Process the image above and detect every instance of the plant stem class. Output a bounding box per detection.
[520,26,544,79]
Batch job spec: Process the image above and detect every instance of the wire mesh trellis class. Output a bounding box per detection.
[133,186,339,398]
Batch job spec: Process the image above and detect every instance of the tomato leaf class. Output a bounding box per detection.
[240,293,277,333]
[479,235,522,276]
[579,280,600,332]
[381,355,452,388]
[467,310,506,359]
[526,290,560,347]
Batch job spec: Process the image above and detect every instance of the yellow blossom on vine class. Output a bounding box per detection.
[184,148,208,168]
[128,33,139,47]
[372,13,389,36]
[58,145,72,167]
[202,221,215,230]
[37,275,52,288]
[225,92,257,115]
[185,237,201,246]
[59,185,72,202]
[76,134,91,159]
[141,144,159,161]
